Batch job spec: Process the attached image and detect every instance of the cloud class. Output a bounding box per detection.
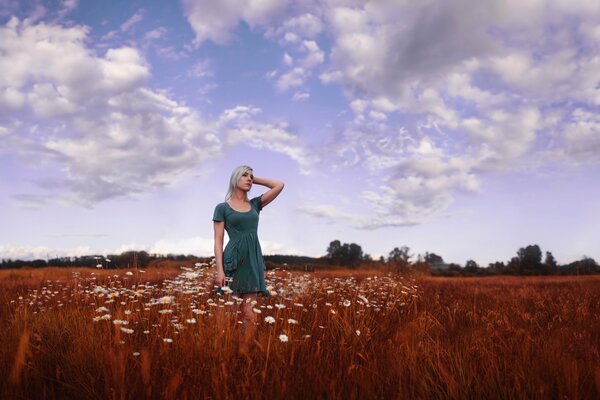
[145,236,215,256]
[292,0,600,228]
[559,108,600,165]
[296,204,367,226]
[144,26,167,41]
[116,236,298,258]
[276,67,308,91]
[292,91,309,101]
[217,106,317,175]
[0,244,94,260]
[188,59,213,78]
[181,0,289,46]
[120,9,144,32]
[0,18,316,208]
[0,18,220,206]
[266,12,324,39]
[299,40,324,68]
[58,0,78,18]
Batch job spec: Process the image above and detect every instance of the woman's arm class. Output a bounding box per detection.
[253,177,284,208]
[213,221,225,286]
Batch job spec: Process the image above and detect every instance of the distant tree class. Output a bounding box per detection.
[31,259,47,268]
[544,251,558,268]
[506,257,521,275]
[388,246,412,264]
[566,256,599,275]
[117,251,150,269]
[388,246,412,272]
[378,256,385,263]
[464,259,480,273]
[325,240,365,267]
[326,240,342,259]
[517,244,543,274]
[424,252,444,264]
[348,243,364,266]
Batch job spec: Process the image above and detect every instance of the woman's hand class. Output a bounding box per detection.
[215,270,226,288]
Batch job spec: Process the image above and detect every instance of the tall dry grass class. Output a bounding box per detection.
[0,267,598,399]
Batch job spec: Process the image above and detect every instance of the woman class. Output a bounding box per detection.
[212,165,284,349]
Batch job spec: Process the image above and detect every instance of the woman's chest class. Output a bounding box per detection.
[225,210,259,228]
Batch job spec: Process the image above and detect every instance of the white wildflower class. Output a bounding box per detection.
[159,296,174,304]
[220,286,233,294]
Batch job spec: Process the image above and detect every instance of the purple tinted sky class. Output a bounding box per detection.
[1,0,599,265]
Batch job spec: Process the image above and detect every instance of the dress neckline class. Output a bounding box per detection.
[226,200,252,213]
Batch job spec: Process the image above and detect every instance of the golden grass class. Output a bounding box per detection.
[1,267,598,399]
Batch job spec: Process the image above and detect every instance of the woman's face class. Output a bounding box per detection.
[237,170,254,191]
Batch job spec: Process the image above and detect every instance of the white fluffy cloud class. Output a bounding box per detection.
[216,106,316,174]
[182,0,289,45]
[0,18,218,206]
[176,0,600,229]
[0,17,312,207]
[0,244,94,260]
[559,108,600,164]
[291,0,600,228]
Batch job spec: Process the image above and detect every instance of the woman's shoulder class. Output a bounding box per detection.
[250,195,263,211]
[212,202,229,222]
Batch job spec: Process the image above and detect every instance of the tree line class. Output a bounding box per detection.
[2,242,598,276]
[0,251,201,270]
[324,240,600,276]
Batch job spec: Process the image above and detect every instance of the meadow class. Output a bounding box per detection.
[1,266,598,399]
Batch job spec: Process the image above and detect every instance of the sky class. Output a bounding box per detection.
[1,0,599,266]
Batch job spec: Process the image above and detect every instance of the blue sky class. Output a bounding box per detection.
[1,0,599,265]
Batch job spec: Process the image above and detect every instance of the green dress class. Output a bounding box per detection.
[212,195,269,296]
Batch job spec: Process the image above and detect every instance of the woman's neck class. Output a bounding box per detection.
[230,189,248,202]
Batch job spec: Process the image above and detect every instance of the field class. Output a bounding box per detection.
[1,266,599,399]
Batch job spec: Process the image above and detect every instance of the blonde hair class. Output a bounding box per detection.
[225,165,253,201]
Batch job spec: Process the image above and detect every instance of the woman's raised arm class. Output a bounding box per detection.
[253,177,284,208]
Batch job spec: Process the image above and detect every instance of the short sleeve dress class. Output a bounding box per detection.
[212,195,269,296]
